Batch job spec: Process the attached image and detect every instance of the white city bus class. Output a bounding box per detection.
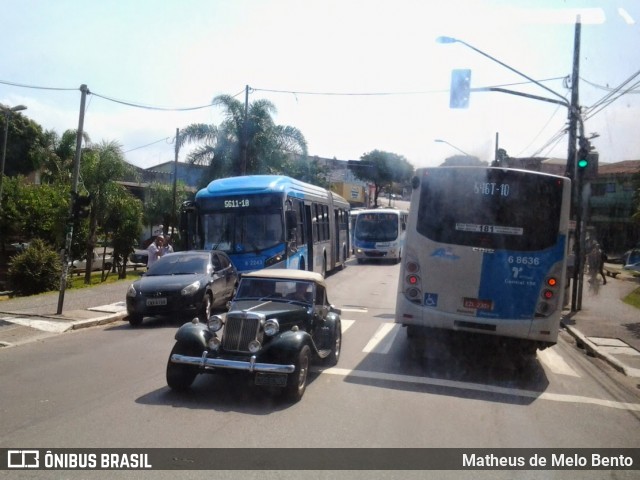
[396,167,571,356]
[352,208,409,263]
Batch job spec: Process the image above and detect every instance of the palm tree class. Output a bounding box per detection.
[178,94,308,181]
[79,140,136,284]
[36,129,92,184]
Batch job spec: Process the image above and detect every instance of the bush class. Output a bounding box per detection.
[8,239,61,296]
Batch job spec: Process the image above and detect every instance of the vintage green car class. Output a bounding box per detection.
[166,269,342,402]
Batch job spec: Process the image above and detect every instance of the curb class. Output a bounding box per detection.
[562,322,640,378]
[69,311,128,330]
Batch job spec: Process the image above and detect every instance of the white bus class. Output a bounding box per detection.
[353,208,409,263]
[396,167,571,357]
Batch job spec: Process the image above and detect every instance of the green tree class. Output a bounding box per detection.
[349,150,414,207]
[179,94,308,182]
[8,238,61,296]
[36,129,91,184]
[143,181,191,239]
[103,188,144,279]
[0,176,69,248]
[0,106,47,177]
[79,140,136,284]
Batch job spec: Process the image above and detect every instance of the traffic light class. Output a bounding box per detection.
[576,139,598,180]
[449,69,471,109]
[72,193,92,219]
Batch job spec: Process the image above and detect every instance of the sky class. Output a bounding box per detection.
[1,0,639,171]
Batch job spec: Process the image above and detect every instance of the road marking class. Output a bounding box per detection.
[362,323,400,354]
[340,307,368,313]
[341,319,355,332]
[317,367,640,412]
[537,348,580,377]
[0,316,71,333]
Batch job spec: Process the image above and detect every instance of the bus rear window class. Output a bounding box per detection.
[416,168,564,251]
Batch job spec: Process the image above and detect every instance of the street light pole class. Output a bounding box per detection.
[0,105,28,213]
[436,36,568,106]
[434,138,470,156]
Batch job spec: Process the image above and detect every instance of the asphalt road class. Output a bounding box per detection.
[1,260,639,479]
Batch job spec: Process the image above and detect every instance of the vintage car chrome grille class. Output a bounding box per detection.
[222,315,261,352]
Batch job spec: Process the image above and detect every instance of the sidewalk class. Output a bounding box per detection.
[0,281,129,347]
[561,264,640,378]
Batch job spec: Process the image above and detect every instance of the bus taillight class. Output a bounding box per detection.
[407,274,419,285]
[543,289,553,299]
[406,261,420,273]
[547,277,557,287]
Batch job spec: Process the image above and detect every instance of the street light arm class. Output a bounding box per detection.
[475,87,570,107]
[437,36,569,106]
[434,139,470,156]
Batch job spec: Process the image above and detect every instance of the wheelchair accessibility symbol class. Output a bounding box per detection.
[424,293,438,307]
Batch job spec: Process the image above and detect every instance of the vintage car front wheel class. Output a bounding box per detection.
[323,321,342,366]
[283,345,311,402]
[166,342,201,391]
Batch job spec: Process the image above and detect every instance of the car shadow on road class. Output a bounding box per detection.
[135,370,322,413]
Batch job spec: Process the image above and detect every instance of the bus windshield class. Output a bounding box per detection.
[354,213,399,242]
[203,209,284,254]
[416,168,564,252]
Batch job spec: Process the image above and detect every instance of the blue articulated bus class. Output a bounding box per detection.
[181,175,351,276]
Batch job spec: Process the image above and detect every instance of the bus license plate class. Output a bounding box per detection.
[463,298,493,310]
[146,298,167,306]
[255,373,287,387]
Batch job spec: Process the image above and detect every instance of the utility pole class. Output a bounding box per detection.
[568,18,582,312]
[239,85,249,176]
[57,84,88,315]
[172,127,179,236]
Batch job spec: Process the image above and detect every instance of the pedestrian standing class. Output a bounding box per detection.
[147,235,165,269]
[163,235,174,255]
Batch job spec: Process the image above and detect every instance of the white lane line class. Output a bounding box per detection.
[341,319,356,333]
[317,367,640,412]
[537,348,580,377]
[362,323,399,354]
[340,307,368,313]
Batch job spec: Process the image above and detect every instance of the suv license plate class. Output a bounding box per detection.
[146,298,167,306]
[255,373,287,387]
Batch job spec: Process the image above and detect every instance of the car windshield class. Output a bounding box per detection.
[146,254,209,276]
[235,278,314,304]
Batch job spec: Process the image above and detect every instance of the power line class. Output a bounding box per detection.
[0,78,78,91]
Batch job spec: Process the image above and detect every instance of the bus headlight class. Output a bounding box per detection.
[265,251,285,267]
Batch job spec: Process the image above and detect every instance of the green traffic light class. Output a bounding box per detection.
[578,158,589,168]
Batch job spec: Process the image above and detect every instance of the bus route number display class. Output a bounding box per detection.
[474,182,510,197]
[224,199,250,208]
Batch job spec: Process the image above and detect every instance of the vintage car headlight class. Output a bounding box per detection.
[248,340,261,353]
[126,284,137,298]
[181,280,201,296]
[264,319,279,336]
[207,315,224,332]
[207,336,221,351]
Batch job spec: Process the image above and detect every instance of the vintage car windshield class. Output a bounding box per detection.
[235,278,314,304]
